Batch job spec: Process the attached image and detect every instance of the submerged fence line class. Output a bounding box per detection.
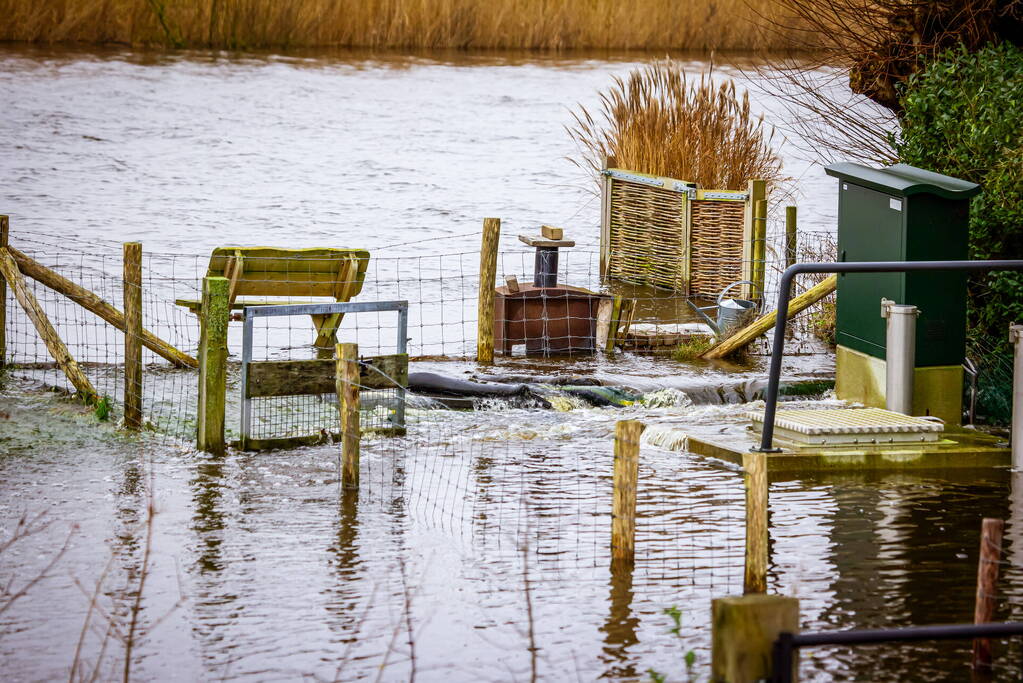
[0,214,837,448]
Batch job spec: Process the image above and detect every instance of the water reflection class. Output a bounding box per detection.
[600,561,640,679]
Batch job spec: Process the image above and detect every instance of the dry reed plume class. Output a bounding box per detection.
[0,0,803,51]
[568,60,783,191]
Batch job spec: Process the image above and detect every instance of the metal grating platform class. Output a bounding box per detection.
[749,407,944,445]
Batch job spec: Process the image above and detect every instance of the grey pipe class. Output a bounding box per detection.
[883,300,919,415]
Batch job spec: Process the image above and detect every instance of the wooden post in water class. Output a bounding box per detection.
[972,517,1005,671]
[336,342,361,490]
[476,217,501,363]
[122,242,143,430]
[785,206,797,270]
[197,276,229,455]
[0,215,7,368]
[612,419,644,564]
[743,451,769,594]
[712,594,799,683]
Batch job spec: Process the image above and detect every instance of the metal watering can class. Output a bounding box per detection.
[687,280,761,338]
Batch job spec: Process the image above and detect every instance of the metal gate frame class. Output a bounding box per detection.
[240,300,409,446]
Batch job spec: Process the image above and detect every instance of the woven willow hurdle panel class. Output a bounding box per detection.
[689,199,746,298]
[606,179,689,290]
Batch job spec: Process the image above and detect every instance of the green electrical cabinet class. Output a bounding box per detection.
[824,163,981,368]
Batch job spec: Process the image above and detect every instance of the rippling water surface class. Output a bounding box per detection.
[1,47,1020,682]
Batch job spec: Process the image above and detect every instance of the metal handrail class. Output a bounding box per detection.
[755,259,1023,452]
[771,621,1023,682]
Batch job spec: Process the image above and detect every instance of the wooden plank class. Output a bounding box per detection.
[701,275,838,360]
[8,246,196,368]
[477,217,500,363]
[540,225,563,240]
[742,451,769,594]
[0,248,96,401]
[517,234,575,248]
[0,216,7,367]
[599,159,613,279]
[245,353,409,397]
[611,419,644,564]
[337,342,360,490]
[505,275,520,293]
[752,198,768,300]
[123,242,143,430]
[197,276,229,455]
[175,297,338,313]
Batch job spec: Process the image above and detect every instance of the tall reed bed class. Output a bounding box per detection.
[568,60,783,190]
[0,0,802,50]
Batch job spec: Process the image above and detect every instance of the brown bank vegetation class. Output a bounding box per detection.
[0,0,805,51]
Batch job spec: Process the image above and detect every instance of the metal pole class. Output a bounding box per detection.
[756,260,1023,453]
[1011,323,1023,471]
[883,300,918,415]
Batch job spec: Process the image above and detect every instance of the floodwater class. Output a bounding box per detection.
[1,46,1020,682]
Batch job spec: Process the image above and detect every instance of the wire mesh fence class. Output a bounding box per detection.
[0,213,841,448]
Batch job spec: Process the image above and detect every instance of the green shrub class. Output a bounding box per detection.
[895,43,1023,422]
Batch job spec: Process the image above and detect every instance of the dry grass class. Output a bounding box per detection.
[0,0,804,50]
[568,60,784,190]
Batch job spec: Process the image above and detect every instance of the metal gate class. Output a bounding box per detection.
[239,300,409,449]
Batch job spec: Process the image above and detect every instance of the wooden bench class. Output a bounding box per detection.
[176,246,370,349]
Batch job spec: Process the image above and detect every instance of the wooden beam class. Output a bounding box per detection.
[0,248,96,402]
[6,245,196,368]
[785,206,798,270]
[197,276,229,455]
[751,198,768,300]
[701,275,838,360]
[336,342,360,490]
[245,353,408,398]
[123,242,143,430]
[476,217,500,363]
[540,225,563,240]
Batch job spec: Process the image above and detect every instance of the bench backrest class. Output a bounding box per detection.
[206,247,370,302]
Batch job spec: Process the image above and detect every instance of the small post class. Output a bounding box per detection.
[882,299,918,415]
[1011,323,1022,471]
[0,215,7,368]
[611,419,644,564]
[122,242,143,430]
[743,451,769,594]
[712,594,799,683]
[785,206,797,270]
[197,276,229,455]
[972,517,1005,671]
[752,198,768,300]
[477,217,501,363]
[336,342,361,490]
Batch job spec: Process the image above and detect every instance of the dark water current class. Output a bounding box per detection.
[1,47,1020,681]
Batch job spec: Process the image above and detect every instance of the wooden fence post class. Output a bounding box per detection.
[197,276,229,455]
[336,342,360,490]
[0,215,7,368]
[973,517,1005,671]
[785,206,797,270]
[123,242,143,430]
[752,198,768,300]
[712,594,799,683]
[745,179,767,301]
[477,217,501,363]
[743,451,769,594]
[612,419,645,564]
